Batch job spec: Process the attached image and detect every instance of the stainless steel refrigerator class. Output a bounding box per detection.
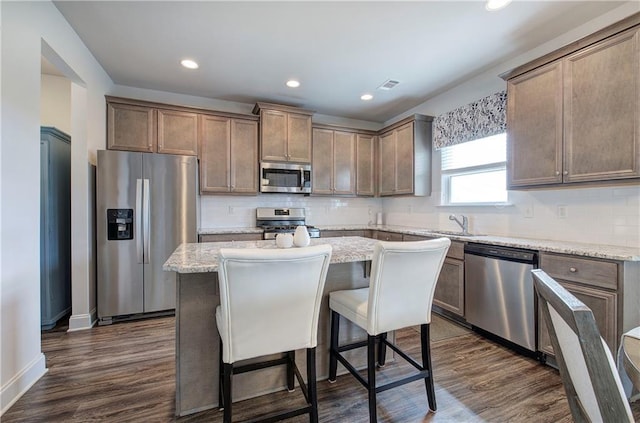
[96,150,197,324]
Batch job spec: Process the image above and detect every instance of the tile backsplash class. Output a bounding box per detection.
[200,194,383,228]
[199,185,638,248]
[383,185,639,248]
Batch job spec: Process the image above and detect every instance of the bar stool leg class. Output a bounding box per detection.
[367,334,378,423]
[307,348,319,423]
[287,351,296,391]
[328,311,340,382]
[377,332,387,367]
[223,362,233,423]
[421,324,437,412]
[218,338,224,410]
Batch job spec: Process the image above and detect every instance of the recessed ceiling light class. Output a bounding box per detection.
[286,80,300,88]
[361,94,373,101]
[485,0,512,11]
[180,59,199,69]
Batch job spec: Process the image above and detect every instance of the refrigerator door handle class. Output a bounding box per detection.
[136,178,144,263]
[143,178,151,264]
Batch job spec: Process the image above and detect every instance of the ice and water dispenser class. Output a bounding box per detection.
[107,209,133,240]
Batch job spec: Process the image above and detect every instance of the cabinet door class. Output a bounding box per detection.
[333,131,356,195]
[395,122,414,194]
[260,109,288,161]
[107,102,155,152]
[357,134,376,196]
[230,119,258,194]
[199,115,231,193]
[507,62,563,187]
[433,258,464,317]
[312,128,334,194]
[379,131,396,196]
[538,280,618,356]
[564,27,640,182]
[287,113,312,163]
[157,109,198,156]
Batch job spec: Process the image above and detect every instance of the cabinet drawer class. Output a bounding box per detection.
[374,231,404,241]
[199,233,263,242]
[540,253,618,290]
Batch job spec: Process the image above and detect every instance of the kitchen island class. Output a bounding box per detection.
[163,236,380,417]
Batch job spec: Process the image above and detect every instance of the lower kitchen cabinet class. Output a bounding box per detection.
[199,233,263,242]
[537,252,620,356]
[402,235,465,317]
[372,230,404,241]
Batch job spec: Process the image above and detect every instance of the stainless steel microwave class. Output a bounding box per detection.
[260,162,311,194]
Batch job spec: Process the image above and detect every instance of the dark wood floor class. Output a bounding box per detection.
[4,315,639,422]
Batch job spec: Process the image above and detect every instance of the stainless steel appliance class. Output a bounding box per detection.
[464,243,538,352]
[96,150,197,324]
[256,207,320,239]
[260,162,311,194]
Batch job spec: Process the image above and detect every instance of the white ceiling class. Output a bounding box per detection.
[53,1,629,123]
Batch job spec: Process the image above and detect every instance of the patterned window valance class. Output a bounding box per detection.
[433,90,507,150]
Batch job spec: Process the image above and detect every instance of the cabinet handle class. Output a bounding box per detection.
[569,267,577,273]
[563,171,568,176]
[555,171,560,176]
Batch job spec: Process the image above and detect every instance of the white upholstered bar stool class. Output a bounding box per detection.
[328,238,450,423]
[216,244,332,423]
[532,269,634,422]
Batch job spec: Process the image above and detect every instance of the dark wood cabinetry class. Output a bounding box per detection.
[199,115,258,194]
[538,253,620,355]
[312,127,356,195]
[253,102,313,163]
[106,97,198,156]
[378,115,433,196]
[503,17,640,188]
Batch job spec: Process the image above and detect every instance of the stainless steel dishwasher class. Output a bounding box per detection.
[464,243,538,352]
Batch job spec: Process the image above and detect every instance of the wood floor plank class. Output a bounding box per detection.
[3,315,639,422]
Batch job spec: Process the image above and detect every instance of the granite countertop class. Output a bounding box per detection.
[197,224,640,261]
[164,236,379,273]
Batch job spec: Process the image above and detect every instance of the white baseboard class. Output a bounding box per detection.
[67,307,97,332]
[1,353,47,416]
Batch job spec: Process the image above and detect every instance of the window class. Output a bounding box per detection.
[441,133,507,205]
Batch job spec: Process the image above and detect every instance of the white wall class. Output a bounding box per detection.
[40,74,71,134]
[383,3,640,248]
[1,1,112,414]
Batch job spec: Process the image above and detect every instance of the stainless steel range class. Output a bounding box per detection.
[256,207,320,240]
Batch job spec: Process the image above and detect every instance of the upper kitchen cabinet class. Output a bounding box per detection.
[106,96,198,156]
[502,15,640,188]
[356,133,377,196]
[253,102,314,163]
[199,114,259,195]
[157,109,199,156]
[378,114,433,196]
[107,99,156,153]
[312,126,356,196]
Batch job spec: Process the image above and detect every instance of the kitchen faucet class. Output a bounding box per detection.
[449,214,469,235]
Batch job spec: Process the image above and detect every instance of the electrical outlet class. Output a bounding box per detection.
[557,205,568,218]
[524,204,534,218]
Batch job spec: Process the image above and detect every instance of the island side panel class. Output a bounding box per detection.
[175,260,374,416]
[176,272,220,416]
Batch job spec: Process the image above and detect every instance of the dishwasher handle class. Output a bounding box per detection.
[464,243,537,264]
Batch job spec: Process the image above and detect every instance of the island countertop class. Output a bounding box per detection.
[163,236,381,273]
